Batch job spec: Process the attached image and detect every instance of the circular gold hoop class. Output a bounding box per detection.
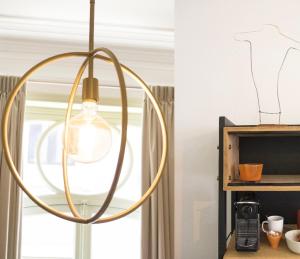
[1,51,168,224]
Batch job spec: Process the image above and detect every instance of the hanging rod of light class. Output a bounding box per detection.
[1,0,167,224]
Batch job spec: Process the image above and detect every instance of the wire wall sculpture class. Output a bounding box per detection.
[235,24,300,124]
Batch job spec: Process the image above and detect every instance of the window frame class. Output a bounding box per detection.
[21,85,143,259]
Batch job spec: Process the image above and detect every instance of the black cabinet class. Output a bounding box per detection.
[218,116,300,259]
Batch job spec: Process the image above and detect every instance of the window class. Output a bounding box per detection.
[21,88,143,259]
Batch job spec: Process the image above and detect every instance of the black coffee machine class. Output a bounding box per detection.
[234,194,260,252]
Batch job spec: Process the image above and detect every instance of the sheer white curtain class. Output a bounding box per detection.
[141,86,174,259]
[0,76,26,259]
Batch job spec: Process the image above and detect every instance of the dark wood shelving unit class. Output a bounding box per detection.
[218,117,300,259]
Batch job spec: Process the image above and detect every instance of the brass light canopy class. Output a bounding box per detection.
[1,0,168,224]
[82,77,99,103]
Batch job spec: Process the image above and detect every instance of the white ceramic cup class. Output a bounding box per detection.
[262,215,284,234]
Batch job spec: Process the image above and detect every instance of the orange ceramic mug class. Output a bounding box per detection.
[239,163,263,181]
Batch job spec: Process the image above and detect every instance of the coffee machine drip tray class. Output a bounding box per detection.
[236,219,260,249]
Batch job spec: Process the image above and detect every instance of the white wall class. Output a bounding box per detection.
[175,1,300,258]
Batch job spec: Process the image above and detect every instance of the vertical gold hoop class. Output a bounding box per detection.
[93,55,168,223]
[62,48,128,223]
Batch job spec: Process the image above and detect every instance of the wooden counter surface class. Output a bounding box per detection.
[224,226,299,259]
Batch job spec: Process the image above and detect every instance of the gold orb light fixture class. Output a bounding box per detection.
[1,0,168,224]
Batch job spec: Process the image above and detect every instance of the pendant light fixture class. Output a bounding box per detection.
[1,0,167,224]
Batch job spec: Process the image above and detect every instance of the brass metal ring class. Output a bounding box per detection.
[62,48,128,223]
[93,55,168,223]
[1,50,168,224]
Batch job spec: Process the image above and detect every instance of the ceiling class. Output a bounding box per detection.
[0,0,174,30]
[0,0,174,88]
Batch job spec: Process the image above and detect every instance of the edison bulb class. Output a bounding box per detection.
[67,101,112,163]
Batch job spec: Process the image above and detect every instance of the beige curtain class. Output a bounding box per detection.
[0,76,26,259]
[141,86,174,259]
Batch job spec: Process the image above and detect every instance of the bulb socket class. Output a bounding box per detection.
[82,77,99,103]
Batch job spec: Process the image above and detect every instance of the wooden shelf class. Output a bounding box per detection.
[225,175,300,191]
[224,226,298,259]
[224,125,300,134]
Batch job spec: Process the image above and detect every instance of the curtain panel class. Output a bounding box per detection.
[0,76,26,259]
[141,86,174,259]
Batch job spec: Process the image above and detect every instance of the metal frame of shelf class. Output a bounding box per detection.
[218,116,300,259]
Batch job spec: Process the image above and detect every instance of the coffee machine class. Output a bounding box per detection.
[235,196,260,252]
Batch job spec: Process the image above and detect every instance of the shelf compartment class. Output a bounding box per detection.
[224,225,298,259]
[223,126,300,191]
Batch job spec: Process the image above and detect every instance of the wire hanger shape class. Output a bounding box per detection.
[234,24,300,124]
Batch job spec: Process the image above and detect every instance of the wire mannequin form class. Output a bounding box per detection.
[235,24,300,124]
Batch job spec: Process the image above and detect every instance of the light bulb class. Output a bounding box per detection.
[66,101,112,163]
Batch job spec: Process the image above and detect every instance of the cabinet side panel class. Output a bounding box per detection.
[219,117,235,259]
[224,132,239,188]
